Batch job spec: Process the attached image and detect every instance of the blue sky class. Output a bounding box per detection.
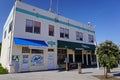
[0,0,120,44]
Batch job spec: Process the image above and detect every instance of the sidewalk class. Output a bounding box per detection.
[0,68,119,80]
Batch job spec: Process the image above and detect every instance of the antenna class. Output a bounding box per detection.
[49,0,53,12]
[56,0,59,14]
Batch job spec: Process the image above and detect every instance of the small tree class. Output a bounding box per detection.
[96,40,119,78]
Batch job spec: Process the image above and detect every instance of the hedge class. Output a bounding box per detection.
[0,64,8,74]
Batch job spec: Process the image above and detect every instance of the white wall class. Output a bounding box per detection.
[14,1,95,45]
[1,1,96,72]
[1,7,14,69]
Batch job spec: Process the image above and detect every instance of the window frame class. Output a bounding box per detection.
[88,34,94,43]
[76,31,83,41]
[31,49,43,54]
[60,27,69,39]
[22,47,30,53]
[34,21,41,34]
[26,19,33,33]
[4,30,6,39]
[49,25,54,36]
[8,21,13,33]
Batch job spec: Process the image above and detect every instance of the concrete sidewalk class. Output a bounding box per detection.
[0,68,119,80]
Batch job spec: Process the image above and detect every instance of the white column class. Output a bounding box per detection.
[97,55,100,69]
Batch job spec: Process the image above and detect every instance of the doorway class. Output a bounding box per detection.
[47,53,55,69]
[22,55,29,71]
[88,54,91,65]
[83,54,87,65]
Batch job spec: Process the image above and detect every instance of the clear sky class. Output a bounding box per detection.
[0,0,120,44]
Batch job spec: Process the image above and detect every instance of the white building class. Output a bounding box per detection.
[1,1,96,73]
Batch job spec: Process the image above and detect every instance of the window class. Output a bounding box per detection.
[64,29,69,38]
[88,34,94,43]
[26,19,33,33]
[76,32,83,41]
[48,49,54,52]
[60,28,69,39]
[22,47,30,53]
[57,49,67,64]
[26,19,41,34]
[34,21,41,34]
[60,28,64,38]
[8,21,13,33]
[75,50,82,62]
[31,49,43,54]
[49,25,54,36]
[4,30,6,39]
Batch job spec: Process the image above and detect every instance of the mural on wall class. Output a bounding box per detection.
[31,55,43,66]
[23,55,29,64]
[12,55,20,61]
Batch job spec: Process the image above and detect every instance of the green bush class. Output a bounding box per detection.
[0,65,8,74]
[0,63,1,66]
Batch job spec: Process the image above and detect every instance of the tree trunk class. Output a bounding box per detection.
[105,67,108,78]
[107,67,110,73]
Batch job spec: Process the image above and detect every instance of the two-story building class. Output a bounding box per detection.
[1,0,96,73]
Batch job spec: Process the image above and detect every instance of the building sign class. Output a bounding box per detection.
[81,44,90,49]
[47,41,56,47]
[31,55,43,66]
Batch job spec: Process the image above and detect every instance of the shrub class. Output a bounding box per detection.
[0,65,8,74]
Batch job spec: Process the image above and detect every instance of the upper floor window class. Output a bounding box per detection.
[8,21,13,33]
[34,21,41,34]
[76,32,83,41]
[4,30,6,39]
[60,28,69,39]
[88,34,94,43]
[26,19,41,34]
[49,25,54,36]
[26,19,33,33]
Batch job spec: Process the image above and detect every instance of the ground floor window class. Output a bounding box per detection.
[69,54,73,63]
[57,49,67,64]
[75,50,82,63]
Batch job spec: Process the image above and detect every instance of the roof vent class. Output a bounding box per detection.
[88,22,91,25]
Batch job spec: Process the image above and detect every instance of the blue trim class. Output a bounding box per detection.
[16,7,95,33]
[14,37,48,46]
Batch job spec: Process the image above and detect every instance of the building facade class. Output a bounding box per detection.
[1,1,96,73]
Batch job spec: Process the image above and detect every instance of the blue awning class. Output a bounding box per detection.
[14,37,48,46]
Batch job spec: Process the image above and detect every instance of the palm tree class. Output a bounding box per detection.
[96,40,120,78]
